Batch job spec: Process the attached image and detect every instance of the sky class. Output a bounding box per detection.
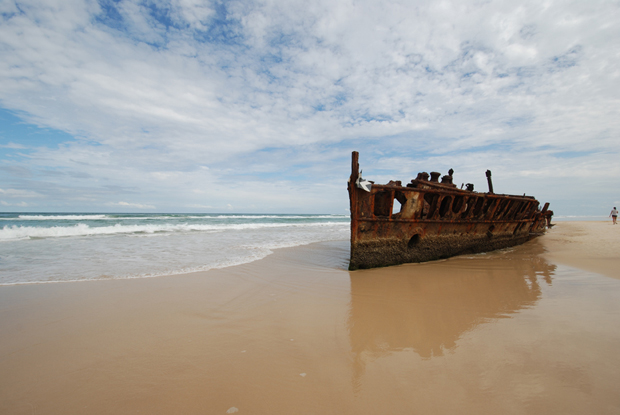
[0,0,619,215]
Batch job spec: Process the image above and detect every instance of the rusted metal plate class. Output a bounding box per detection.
[348,151,553,270]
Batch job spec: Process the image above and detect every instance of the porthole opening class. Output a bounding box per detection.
[408,234,421,249]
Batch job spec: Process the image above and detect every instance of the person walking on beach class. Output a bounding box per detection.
[611,207,618,224]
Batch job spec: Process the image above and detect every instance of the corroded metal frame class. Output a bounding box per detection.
[348,151,552,270]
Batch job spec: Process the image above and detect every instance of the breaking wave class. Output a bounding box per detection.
[0,221,347,241]
[12,214,109,220]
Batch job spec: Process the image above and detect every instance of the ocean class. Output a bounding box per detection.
[0,213,350,285]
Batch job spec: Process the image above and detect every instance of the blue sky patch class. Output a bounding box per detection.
[95,0,126,32]
[193,2,244,46]
[0,108,76,155]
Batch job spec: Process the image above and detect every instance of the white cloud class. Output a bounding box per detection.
[186,204,214,209]
[0,200,29,207]
[0,0,619,214]
[0,142,27,149]
[109,201,156,209]
[0,188,42,198]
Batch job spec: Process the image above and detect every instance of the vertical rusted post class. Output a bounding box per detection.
[351,151,359,183]
[486,170,494,194]
[349,152,360,261]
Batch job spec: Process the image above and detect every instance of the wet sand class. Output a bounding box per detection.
[1,222,620,414]
[541,221,620,279]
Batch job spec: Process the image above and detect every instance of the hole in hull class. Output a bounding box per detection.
[408,234,421,249]
[487,225,495,239]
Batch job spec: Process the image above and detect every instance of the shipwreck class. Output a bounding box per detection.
[348,151,553,270]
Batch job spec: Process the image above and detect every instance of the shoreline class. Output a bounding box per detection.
[0,238,351,287]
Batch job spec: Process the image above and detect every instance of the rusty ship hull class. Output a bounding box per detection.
[348,151,552,270]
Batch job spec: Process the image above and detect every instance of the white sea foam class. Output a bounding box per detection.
[0,221,346,241]
[14,214,109,220]
[0,213,350,285]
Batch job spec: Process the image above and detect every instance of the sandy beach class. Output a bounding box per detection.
[541,221,620,280]
[1,221,620,414]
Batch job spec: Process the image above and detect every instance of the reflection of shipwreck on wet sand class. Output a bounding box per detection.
[348,245,556,382]
[348,151,554,270]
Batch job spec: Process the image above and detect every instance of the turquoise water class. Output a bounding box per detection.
[0,213,350,285]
